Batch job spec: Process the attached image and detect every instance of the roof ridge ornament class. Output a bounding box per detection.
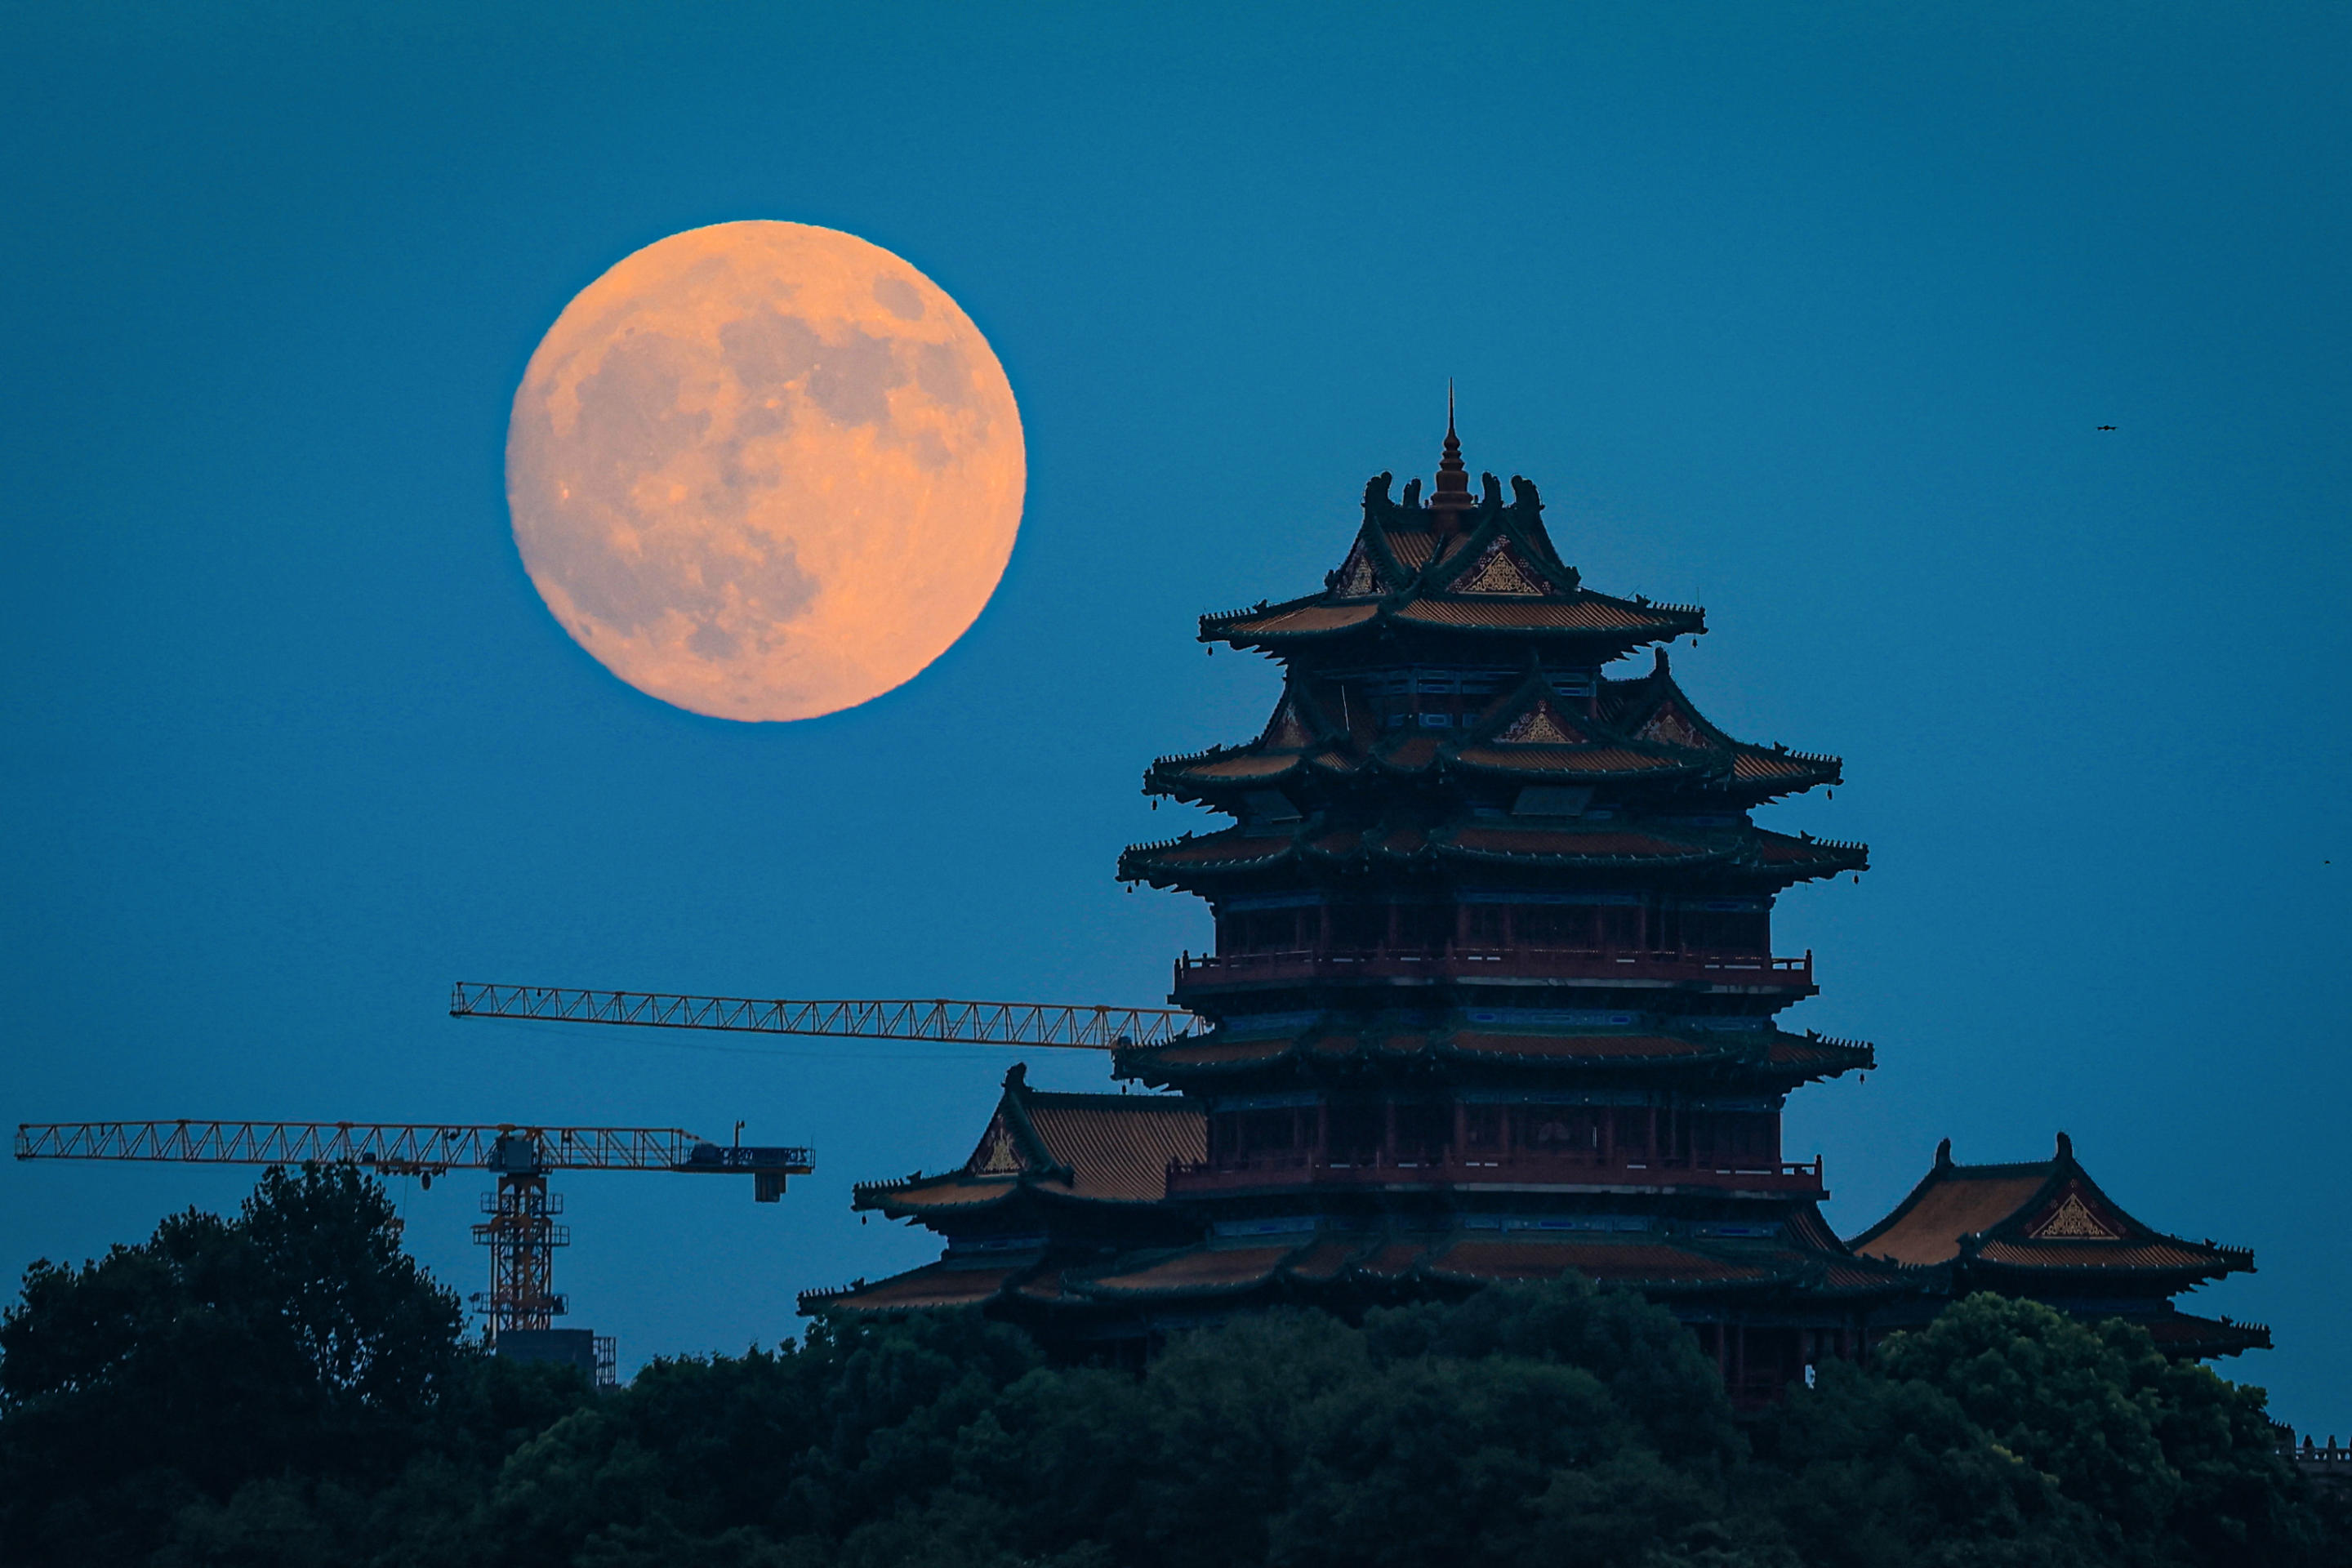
[1429,381,1474,538]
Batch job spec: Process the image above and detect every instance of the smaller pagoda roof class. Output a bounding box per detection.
[1119,808,1867,891]
[800,1258,1031,1316]
[1847,1133,2253,1286]
[1116,1015,1873,1087]
[1143,652,1843,814]
[1058,1227,1910,1305]
[1198,435,1704,661]
[852,1065,1203,1221]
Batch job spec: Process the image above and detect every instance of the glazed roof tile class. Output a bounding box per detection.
[1453,745,1684,775]
[855,1177,1021,1213]
[1179,754,1303,781]
[1446,827,1709,858]
[1392,598,1686,632]
[1024,1097,1204,1202]
[1853,1173,2047,1266]
[1119,1021,1869,1085]
[808,1260,1025,1314]
[1080,1244,1296,1297]
[1447,1032,1713,1061]
[1974,1238,2230,1272]
[1421,1239,1777,1285]
[2139,1312,2272,1355]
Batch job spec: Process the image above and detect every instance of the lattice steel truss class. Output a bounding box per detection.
[15,1120,812,1344]
[449,982,1193,1050]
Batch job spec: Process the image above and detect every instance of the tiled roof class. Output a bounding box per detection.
[1421,1239,1776,1285]
[1847,1136,2252,1284]
[1973,1237,2234,1272]
[856,1177,1020,1213]
[1377,734,1441,770]
[1024,1095,1204,1203]
[1766,1036,1878,1072]
[1079,1245,1295,1298]
[1122,1022,1867,1085]
[1453,746,1683,775]
[1446,828,1709,858]
[1215,603,1380,637]
[808,1261,1025,1314]
[1147,1036,1295,1068]
[1448,1032,1713,1061]
[1385,530,1437,569]
[1284,1237,1361,1281]
[1351,1241,1430,1278]
[1150,833,1295,867]
[1178,754,1303,781]
[1732,751,1827,782]
[2139,1312,2272,1356]
[1852,1173,2048,1265]
[1392,598,1688,632]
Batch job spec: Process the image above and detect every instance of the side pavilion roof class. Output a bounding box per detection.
[1847,1132,2254,1287]
[852,1064,1203,1222]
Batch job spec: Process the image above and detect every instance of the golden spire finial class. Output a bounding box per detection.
[1430,380,1472,532]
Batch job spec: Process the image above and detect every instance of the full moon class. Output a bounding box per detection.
[506,221,1025,721]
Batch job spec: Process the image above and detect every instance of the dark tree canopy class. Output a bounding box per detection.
[1,1170,2344,1568]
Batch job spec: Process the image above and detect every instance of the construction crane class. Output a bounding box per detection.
[449,982,1194,1050]
[13,1120,812,1348]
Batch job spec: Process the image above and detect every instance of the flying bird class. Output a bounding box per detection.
[2097,425,2117,430]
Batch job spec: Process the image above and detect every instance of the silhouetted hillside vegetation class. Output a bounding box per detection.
[2,1169,2342,1567]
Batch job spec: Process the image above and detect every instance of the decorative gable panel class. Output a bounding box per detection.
[1456,539,1547,595]
[1637,702,1713,752]
[1264,697,1313,749]
[1497,701,1587,746]
[970,1112,1027,1177]
[2029,1190,2124,1241]
[1333,541,1379,598]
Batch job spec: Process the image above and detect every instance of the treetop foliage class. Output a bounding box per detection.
[1,1168,2342,1568]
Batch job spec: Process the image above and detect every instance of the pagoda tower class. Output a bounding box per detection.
[1086,416,1886,1394]
[811,417,2265,1396]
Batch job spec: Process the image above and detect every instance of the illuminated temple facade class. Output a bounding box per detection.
[805,421,2265,1396]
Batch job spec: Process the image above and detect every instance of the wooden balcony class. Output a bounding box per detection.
[1165,1149,1825,1198]
[1174,945,1815,994]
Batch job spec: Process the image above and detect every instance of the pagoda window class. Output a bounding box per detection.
[1680,910,1770,957]
[1597,904,1641,951]
[1613,1107,1654,1165]
[1219,908,1310,955]
[1392,903,1450,951]
[1327,904,1387,953]
[1392,1101,1450,1165]
[1704,1111,1780,1165]
[1463,903,1508,951]
[1511,1105,1601,1160]
[1326,1103,1383,1165]
[1208,1111,1238,1161]
[1239,1109,1300,1156]
[1462,1102,1507,1155]
[1516,905,1595,950]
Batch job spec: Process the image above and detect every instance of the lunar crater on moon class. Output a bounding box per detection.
[506,222,1025,721]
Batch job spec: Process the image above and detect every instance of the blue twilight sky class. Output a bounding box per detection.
[2,4,2345,1424]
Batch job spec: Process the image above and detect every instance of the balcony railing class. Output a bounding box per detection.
[1175,946,1815,991]
[1165,1149,1825,1196]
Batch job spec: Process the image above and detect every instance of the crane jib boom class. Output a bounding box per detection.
[448,982,1193,1050]
[12,1120,813,1181]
